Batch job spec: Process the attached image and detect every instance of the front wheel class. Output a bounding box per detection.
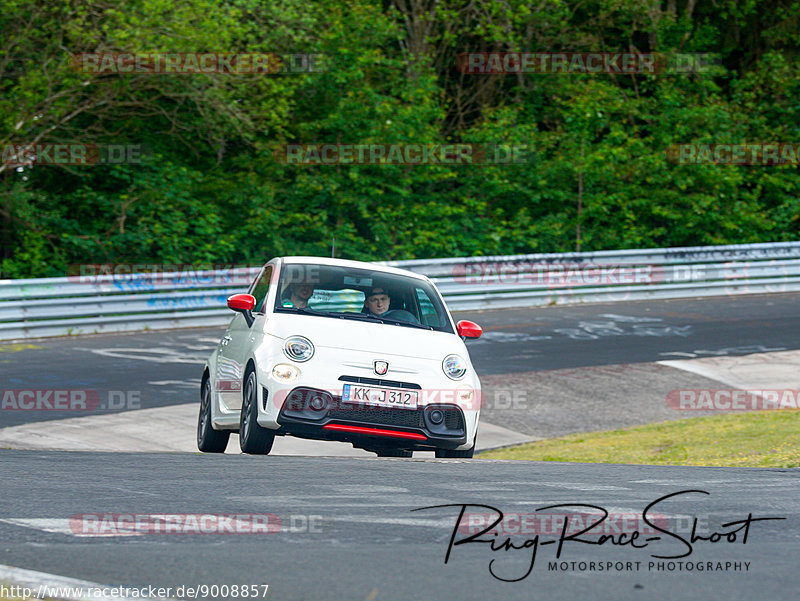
[197,377,230,453]
[374,449,413,457]
[436,431,476,458]
[435,447,474,458]
[239,369,275,455]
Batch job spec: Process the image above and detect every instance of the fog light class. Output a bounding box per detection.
[429,409,444,425]
[309,394,327,411]
[455,388,476,410]
[272,363,299,383]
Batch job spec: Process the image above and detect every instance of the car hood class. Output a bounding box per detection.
[264,313,462,361]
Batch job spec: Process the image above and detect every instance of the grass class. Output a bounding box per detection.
[479,410,800,467]
[0,343,41,353]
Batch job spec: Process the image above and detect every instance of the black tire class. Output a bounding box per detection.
[435,447,474,458]
[374,449,413,457]
[436,429,478,458]
[239,368,275,455]
[197,377,230,453]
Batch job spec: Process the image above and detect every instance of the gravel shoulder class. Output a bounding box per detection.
[479,362,740,439]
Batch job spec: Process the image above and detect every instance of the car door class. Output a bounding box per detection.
[215,264,274,410]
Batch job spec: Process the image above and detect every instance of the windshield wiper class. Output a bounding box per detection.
[276,306,326,316]
[336,312,385,323]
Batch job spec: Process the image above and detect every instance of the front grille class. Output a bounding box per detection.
[328,403,425,429]
[338,375,421,390]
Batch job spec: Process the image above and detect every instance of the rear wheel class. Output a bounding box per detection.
[197,377,230,453]
[239,369,275,455]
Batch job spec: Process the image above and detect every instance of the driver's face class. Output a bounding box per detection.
[294,284,314,300]
[366,292,389,315]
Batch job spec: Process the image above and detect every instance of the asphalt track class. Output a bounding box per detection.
[0,452,796,601]
[1,293,799,600]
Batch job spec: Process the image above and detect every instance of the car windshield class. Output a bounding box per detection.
[273,262,454,333]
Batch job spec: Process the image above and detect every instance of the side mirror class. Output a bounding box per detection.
[227,293,256,327]
[456,320,482,339]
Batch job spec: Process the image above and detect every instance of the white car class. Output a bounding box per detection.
[197,256,483,457]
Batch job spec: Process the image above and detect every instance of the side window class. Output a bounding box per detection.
[251,265,273,313]
[415,288,442,327]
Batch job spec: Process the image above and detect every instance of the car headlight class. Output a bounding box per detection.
[284,336,314,362]
[442,354,467,380]
[272,363,300,382]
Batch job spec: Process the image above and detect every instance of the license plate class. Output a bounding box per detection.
[341,384,418,410]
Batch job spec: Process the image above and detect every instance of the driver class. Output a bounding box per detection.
[364,287,390,317]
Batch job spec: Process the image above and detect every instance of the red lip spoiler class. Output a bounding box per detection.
[323,424,427,441]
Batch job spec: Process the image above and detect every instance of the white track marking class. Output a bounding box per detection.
[73,347,205,365]
[147,380,196,387]
[522,482,630,491]
[658,348,800,390]
[323,515,455,529]
[0,518,141,537]
[321,485,410,493]
[629,479,741,485]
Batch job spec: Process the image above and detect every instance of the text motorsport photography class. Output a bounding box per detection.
[413,490,785,582]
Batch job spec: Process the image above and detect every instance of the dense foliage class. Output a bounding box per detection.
[1,0,799,277]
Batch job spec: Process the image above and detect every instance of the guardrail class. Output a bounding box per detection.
[388,241,800,311]
[0,267,262,340]
[2,242,799,340]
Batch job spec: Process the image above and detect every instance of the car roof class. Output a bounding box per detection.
[276,256,430,282]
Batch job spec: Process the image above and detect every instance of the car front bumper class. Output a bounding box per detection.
[273,385,469,451]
